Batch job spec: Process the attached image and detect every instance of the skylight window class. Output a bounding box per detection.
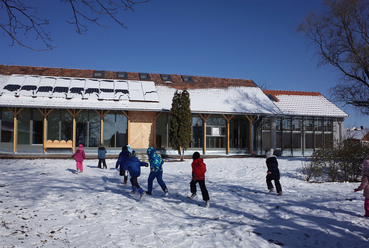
[139,73,151,80]
[115,89,129,94]
[93,70,105,78]
[266,94,277,102]
[116,71,128,79]
[85,88,99,94]
[101,88,114,93]
[161,74,172,82]
[181,75,193,82]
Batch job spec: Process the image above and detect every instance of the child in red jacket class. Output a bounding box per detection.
[72,144,86,173]
[190,152,210,208]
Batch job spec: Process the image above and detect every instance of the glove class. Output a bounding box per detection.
[354,188,359,192]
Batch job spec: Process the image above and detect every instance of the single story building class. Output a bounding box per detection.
[0,65,348,157]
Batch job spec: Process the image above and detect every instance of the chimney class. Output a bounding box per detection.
[361,126,364,130]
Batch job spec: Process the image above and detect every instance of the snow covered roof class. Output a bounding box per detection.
[263,90,348,118]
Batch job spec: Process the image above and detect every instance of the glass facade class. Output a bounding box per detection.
[156,113,169,148]
[229,116,249,152]
[206,115,226,149]
[103,111,128,148]
[191,115,203,148]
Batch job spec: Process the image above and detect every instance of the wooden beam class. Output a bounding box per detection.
[245,115,257,153]
[67,109,83,153]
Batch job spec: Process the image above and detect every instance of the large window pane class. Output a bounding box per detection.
[18,109,30,144]
[116,112,128,148]
[206,115,226,148]
[76,111,88,147]
[61,110,73,141]
[47,110,60,141]
[1,108,13,142]
[103,113,116,147]
[32,109,43,144]
[192,115,203,148]
[89,111,100,147]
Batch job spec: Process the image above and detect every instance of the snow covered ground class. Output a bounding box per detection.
[0,157,368,247]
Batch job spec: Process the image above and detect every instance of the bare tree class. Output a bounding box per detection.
[297,0,369,115]
[0,0,149,51]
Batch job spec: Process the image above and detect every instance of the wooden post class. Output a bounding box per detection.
[222,114,234,154]
[67,109,83,153]
[8,107,24,153]
[95,110,110,144]
[37,108,53,153]
[198,114,211,155]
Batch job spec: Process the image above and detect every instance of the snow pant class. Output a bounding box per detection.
[190,179,209,201]
[266,174,282,193]
[147,171,167,192]
[98,159,107,169]
[130,176,143,194]
[76,162,83,172]
[365,198,369,217]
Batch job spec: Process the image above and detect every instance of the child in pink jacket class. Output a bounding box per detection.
[72,144,86,173]
[354,155,369,217]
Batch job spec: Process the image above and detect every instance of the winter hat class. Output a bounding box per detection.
[79,144,83,149]
[99,143,103,147]
[122,145,128,151]
[192,152,200,160]
[266,148,274,158]
[147,147,156,156]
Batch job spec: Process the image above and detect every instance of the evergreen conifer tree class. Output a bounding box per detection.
[169,89,192,161]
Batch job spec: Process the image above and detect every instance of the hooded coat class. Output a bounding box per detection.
[125,156,148,177]
[116,149,131,171]
[355,171,369,199]
[266,155,280,180]
[147,147,164,172]
[72,144,86,162]
[98,145,107,159]
[191,158,207,181]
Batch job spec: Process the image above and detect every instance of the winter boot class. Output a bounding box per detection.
[131,186,137,194]
[205,200,210,208]
[268,188,274,194]
[277,191,283,196]
[190,193,197,199]
[164,188,169,196]
[138,188,144,200]
[146,191,152,195]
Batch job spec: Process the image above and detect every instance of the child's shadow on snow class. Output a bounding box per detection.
[67,168,79,174]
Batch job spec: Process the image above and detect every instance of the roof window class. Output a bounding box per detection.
[139,73,151,81]
[93,70,105,78]
[116,71,128,79]
[181,75,193,82]
[161,74,172,82]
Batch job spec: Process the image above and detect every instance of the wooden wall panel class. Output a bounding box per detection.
[129,111,155,148]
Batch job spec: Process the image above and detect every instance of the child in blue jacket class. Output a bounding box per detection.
[115,145,131,185]
[126,150,148,199]
[97,143,107,169]
[146,147,168,196]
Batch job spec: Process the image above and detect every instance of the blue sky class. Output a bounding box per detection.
[1,0,367,128]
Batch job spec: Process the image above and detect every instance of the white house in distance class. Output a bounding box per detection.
[0,65,348,157]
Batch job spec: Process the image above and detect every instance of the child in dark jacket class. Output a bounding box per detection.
[190,152,210,208]
[97,143,107,169]
[146,147,168,196]
[125,151,148,199]
[354,155,369,217]
[266,148,282,195]
[115,145,130,185]
[72,144,86,173]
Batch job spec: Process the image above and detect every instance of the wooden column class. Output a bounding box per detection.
[222,114,234,154]
[7,107,24,153]
[245,115,257,154]
[67,109,82,153]
[95,110,110,144]
[198,113,211,154]
[37,108,53,153]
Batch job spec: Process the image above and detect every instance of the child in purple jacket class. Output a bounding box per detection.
[72,144,86,173]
